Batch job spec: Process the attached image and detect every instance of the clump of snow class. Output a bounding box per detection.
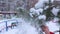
[35,0,49,9]
[29,8,43,17]
[29,8,36,17]
[35,0,54,9]
[44,6,49,10]
[30,8,36,13]
[38,15,46,20]
[51,7,59,16]
[35,8,43,14]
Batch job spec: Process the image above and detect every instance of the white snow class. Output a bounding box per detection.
[29,8,36,17]
[0,17,59,34]
[46,17,59,34]
[46,21,59,32]
[35,0,49,9]
[0,0,59,34]
[17,23,38,34]
[38,15,46,20]
[35,0,54,9]
[51,7,59,16]
[44,6,49,10]
[0,28,19,34]
[53,17,59,23]
[46,21,59,34]
[35,8,43,14]
[0,23,5,31]
[29,8,43,17]
[30,8,36,13]
[0,18,39,34]
[29,0,59,34]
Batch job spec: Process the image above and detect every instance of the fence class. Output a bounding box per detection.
[0,19,18,32]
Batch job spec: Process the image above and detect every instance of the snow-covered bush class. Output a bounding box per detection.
[29,8,43,18]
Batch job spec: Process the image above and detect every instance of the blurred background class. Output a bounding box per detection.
[0,0,60,34]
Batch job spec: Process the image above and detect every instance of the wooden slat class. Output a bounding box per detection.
[0,11,19,14]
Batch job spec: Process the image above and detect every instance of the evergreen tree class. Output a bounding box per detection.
[57,11,60,18]
[43,0,55,21]
[57,11,60,25]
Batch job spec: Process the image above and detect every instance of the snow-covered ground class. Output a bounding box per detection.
[0,17,59,34]
[46,17,59,34]
[0,28,19,34]
[46,22,59,34]
[0,18,39,34]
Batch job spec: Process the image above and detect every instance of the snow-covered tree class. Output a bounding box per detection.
[31,0,56,21]
[16,0,60,34]
[29,0,60,29]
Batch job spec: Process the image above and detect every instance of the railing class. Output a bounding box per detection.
[0,19,18,32]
